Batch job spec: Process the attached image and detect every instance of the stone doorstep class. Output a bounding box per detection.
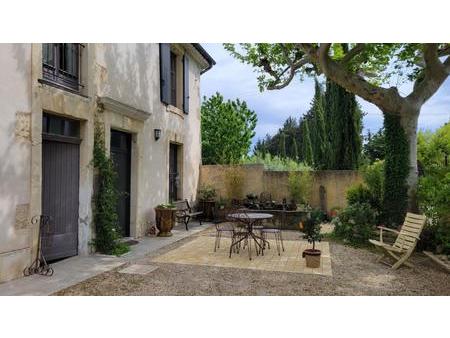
[119,264,159,275]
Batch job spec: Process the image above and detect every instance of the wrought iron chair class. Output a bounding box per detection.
[259,214,285,255]
[212,206,236,252]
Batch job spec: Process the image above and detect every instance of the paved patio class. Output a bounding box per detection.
[153,235,332,276]
[0,222,209,296]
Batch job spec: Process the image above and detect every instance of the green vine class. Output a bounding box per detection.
[92,119,129,256]
[382,114,409,227]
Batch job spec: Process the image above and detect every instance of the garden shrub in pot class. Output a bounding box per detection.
[302,209,323,268]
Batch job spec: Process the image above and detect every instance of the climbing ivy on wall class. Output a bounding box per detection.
[382,114,409,227]
[92,119,129,255]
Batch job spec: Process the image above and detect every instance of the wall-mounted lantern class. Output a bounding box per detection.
[154,128,161,141]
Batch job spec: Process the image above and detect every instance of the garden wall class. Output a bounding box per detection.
[199,164,362,212]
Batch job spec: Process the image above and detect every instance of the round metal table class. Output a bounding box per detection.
[227,213,273,260]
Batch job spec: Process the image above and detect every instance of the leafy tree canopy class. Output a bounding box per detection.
[224,43,449,99]
[363,128,386,163]
[201,92,257,164]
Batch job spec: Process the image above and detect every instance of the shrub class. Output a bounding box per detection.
[288,170,313,204]
[310,208,327,224]
[332,203,378,245]
[418,171,450,255]
[92,120,130,256]
[242,153,311,171]
[346,183,372,206]
[361,160,384,211]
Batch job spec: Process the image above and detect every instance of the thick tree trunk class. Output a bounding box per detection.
[399,110,420,212]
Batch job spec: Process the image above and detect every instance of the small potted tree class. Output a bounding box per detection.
[302,210,323,268]
[154,203,176,237]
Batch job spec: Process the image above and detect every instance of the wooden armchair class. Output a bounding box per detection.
[369,212,426,270]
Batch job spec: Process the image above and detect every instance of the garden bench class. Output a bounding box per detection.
[174,199,203,230]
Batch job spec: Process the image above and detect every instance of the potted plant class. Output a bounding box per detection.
[302,210,323,268]
[328,206,342,219]
[198,185,217,221]
[154,203,176,237]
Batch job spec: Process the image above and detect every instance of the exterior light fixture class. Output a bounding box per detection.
[154,128,161,141]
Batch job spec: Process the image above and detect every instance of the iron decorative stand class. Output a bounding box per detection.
[23,215,54,277]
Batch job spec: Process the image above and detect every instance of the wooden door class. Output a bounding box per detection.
[41,115,80,261]
[110,130,131,237]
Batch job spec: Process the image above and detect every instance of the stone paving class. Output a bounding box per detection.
[0,222,209,295]
[152,235,332,276]
[119,264,159,275]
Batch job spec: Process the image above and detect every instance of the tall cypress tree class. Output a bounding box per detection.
[302,119,314,166]
[279,132,287,159]
[325,79,362,169]
[291,135,299,161]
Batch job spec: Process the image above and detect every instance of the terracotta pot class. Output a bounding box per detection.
[155,207,176,237]
[302,249,321,268]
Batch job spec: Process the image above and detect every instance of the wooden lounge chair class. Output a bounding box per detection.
[369,212,426,270]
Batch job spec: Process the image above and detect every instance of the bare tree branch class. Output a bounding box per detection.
[266,56,311,90]
[407,44,449,106]
[297,43,404,113]
[341,43,366,64]
[445,55,450,73]
[261,44,311,90]
[438,44,450,57]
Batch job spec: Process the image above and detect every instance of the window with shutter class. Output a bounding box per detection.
[170,52,177,106]
[42,43,81,91]
[183,55,189,114]
[159,43,171,105]
[160,44,191,113]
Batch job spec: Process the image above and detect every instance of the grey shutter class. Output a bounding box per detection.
[183,55,189,114]
[159,43,171,105]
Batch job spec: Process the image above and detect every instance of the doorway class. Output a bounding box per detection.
[110,130,132,237]
[169,143,181,202]
[41,114,80,261]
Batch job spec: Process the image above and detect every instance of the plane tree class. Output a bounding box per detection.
[225,43,450,217]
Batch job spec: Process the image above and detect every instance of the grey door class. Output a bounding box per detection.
[110,130,131,237]
[41,115,80,261]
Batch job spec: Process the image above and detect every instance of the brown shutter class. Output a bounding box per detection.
[183,54,189,114]
[159,43,171,105]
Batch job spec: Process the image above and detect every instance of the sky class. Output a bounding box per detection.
[200,44,450,149]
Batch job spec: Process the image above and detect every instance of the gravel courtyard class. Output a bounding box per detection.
[55,228,450,296]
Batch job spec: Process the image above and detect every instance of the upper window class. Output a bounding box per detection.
[160,44,190,114]
[42,43,81,91]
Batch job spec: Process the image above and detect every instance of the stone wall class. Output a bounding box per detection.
[200,164,362,212]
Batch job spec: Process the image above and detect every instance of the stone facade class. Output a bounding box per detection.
[199,164,363,211]
[0,43,213,283]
